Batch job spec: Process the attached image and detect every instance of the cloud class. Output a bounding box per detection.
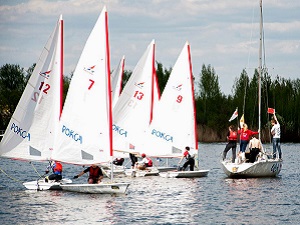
[0,0,299,95]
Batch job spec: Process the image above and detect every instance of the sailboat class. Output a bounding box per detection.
[220,0,282,178]
[112,40,160,177]
[135,42,209,178]
[111,55,125,108]
[0,15,72,190]
[51,7,129,194]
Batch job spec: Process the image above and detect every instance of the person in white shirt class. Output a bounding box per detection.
[135,153,152,170]
[271,114,282,160]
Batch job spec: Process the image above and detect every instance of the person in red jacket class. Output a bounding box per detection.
[223,125,238,163]
[238,123,259,161]
[45,161,63,182]
[73,164,103,184]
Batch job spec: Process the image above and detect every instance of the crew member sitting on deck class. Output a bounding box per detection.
[45,161,63,182]
[135,153,153,170]
[73,164,103,184]
[113,157,125,166]
[248,134,263,163]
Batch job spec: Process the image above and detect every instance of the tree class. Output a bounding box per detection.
[0,64,27,129]
[198,64,221,99]
[121,70,132,90]
[156,61,171,94]
[196,64,226,136]
[232,69,249,115]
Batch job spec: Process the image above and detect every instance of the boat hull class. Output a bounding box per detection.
[23,178,72,191]
[221,159,282,178]
[159,169,209,178]
[125,168,159,177]
[157,166,178,172]
[60,183,130,194]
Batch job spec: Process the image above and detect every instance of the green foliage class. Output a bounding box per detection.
[156,61,171,94]
[0,64,27,129]
[121,70,132,90]
[198,64,221,99]
[196,64,229,135]
[1,62,299,142]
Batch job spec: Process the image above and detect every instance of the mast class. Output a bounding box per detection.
[258,0,263,140]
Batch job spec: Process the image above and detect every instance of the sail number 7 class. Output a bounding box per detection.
[88,79,95,90]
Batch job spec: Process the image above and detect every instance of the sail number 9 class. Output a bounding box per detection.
[176,95,183,103]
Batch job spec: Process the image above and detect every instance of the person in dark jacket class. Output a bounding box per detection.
[178,146,195,171]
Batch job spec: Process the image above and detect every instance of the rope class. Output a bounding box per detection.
[30,161,42,177]
[0,165,23,184]
[0,161,49,185]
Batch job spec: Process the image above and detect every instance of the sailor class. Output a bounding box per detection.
[271,113,282,160]
[45,161,63,182]
[73,164,103,184]
[248,134,262,163]
[113,157,125,166]
[135,153,153,170]
[223,125,238,163]
[178,146,195,171]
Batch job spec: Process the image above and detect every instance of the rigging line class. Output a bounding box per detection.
[243,1,257,115]
[0,166,23,183]
[261,3,272,143]
[30,161,42,177]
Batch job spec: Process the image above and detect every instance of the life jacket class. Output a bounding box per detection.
[146,158,153,167]
[184,150,192,160]
[89,166,101,179]
[228,131,237,141]
[53,162,62,174]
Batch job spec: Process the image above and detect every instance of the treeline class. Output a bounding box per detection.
[1,63,299,142]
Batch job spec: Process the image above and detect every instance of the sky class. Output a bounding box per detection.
[0,0,299,95]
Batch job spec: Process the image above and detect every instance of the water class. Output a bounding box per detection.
[0,143,299,225]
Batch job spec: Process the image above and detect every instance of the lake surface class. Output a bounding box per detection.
[0,143,299,225]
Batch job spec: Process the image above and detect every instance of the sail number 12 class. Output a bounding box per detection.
[31,81,51,103]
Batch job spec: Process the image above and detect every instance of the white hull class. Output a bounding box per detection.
[23,178,72,191]
[157,166,178,172]
[104,169,126,178]
[221,159,282,178]
[159,169,209,178]
[125,168,159,177]
[60,182,130,194]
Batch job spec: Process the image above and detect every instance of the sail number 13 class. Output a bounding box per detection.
[133,91,144,100]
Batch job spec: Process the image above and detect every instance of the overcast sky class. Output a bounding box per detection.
[0,0,299,95]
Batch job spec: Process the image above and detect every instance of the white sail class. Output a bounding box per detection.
[0,15,63,161]
[111,55,125,108]
[52,7,112,165]
[137,42,197,157]
[113,40,157,152]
